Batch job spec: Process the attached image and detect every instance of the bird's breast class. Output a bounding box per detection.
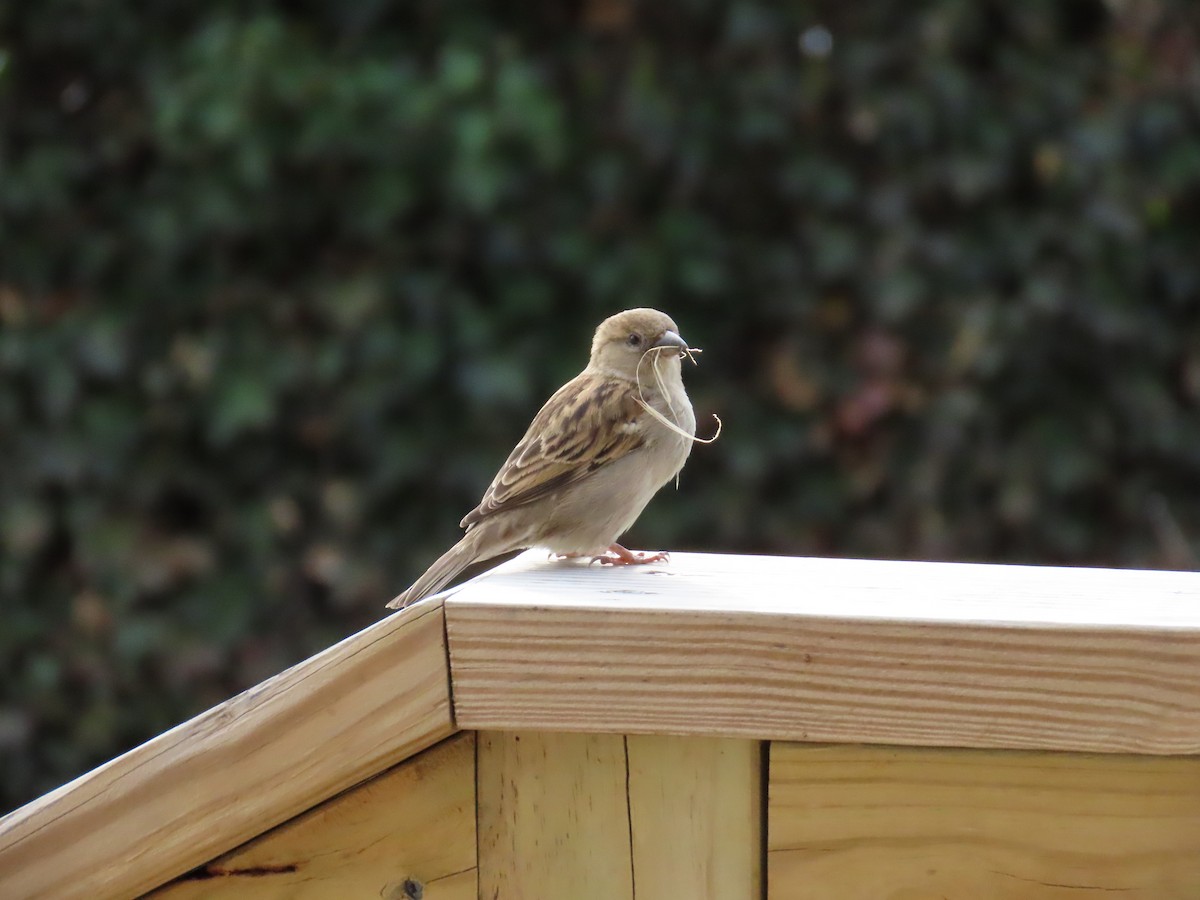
[643,385,695,479]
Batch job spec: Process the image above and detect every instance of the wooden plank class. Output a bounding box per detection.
[446,550,1200,754]
[477,732,762,900]
[149,733,476,900]
[0,601,456,900]
[768,742,1200,899]
[627,735,762,899]
[477,731,634,900]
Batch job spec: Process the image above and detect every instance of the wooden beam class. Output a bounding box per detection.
[768,741,1200,899]
[627,735,762,898]
[149,733,476,900]
[446,550,1200,754]
[0,601,456,900]
[476,731,762,899]
[477,731,634,900]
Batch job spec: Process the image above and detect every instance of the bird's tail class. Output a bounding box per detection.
[386,530,485,609]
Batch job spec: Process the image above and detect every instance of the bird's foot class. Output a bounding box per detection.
[590,544,670,566]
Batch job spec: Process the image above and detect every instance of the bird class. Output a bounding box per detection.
[387,307,698,609]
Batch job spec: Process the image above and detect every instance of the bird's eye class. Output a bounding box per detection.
[627,333,643,347]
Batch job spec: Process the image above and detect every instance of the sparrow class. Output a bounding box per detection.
[387,308,697,609]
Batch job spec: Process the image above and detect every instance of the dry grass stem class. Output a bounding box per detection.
[635,347,723,446]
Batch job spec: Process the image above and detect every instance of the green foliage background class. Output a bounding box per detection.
[3,0,1200,811]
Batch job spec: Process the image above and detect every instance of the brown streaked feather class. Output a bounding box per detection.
[460,373,645,528]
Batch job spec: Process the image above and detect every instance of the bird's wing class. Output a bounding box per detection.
[461,372,646,528]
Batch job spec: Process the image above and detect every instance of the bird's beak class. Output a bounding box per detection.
[653,330,688,352]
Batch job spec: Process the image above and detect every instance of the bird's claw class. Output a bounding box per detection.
[590,547,670,566]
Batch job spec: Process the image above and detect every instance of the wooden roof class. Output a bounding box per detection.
[3,550,1200,898]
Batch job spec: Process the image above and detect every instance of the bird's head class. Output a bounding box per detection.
[588,308,689,380]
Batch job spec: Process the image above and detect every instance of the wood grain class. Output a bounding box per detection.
[477,731,634,900]
[149,732,476,900]
[627,735,762,899]
[476,731,762,900]
[768,741,1200,899]
[446,550,1200,754]
[0,602,456,900]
